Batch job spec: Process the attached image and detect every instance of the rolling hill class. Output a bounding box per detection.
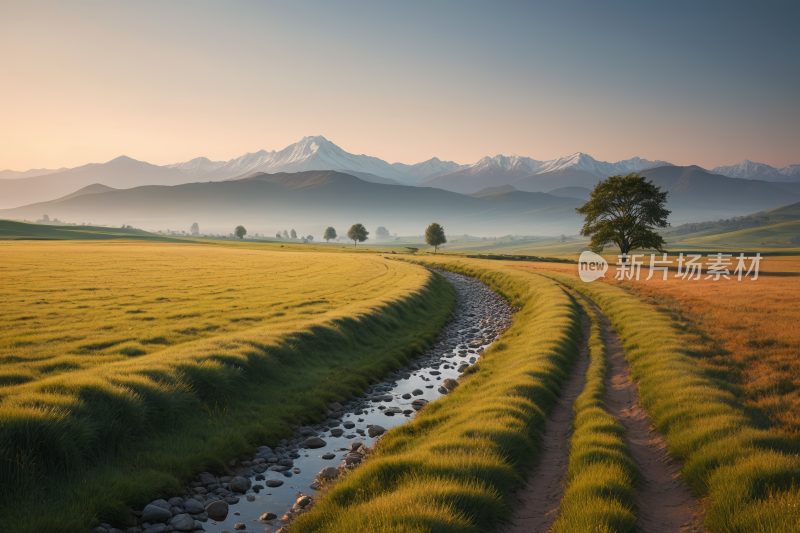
[0,170,587,236]
[0,156,192,209]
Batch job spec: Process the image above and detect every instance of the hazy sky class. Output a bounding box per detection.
[1,1,798,171]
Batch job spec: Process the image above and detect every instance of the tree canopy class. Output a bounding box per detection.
[190,222,199,235]
[323,227,337,242]
[375,226,391,240]
[234,225,247,239]
[424,222,447,254]
[576,173,670,257]
[347,223,369,249]
[290,229,297,239]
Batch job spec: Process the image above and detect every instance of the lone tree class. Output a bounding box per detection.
[306,235,314,241]
[347,223,369,249]
[290,229,297,239]
[425,222,447,254]
[375,226,391,240]
[576,173,670,257]
[235,225,247,239]
[323,226,337,242]
[190,222,200,235]
[275,232,282,238]
[282,230,289,238]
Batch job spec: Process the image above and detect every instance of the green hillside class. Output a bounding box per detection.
[674,218,800,250]
[0,219,184,241]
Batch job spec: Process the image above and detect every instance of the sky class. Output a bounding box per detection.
[1,0,798,171]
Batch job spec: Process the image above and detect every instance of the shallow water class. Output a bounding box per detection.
[195,270,512,533]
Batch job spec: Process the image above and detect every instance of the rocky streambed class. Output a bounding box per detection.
[92,270,512,533]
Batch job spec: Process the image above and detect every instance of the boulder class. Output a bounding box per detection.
[318,466,338,480]
[443,378,459,391]
[229,476,251,494]
[304,436,327,449]
[148,499,172,511]
[296,496,311,508]
[330,428,344,437]
[141,504,172,523]
[265,479,284,488]
[182,498,204,515]
[328,402,343,411]
[367,425,386,437]
[259,512,278,521]
[169,514,195,532]
[204,500,229,521]
[198,472,216,485]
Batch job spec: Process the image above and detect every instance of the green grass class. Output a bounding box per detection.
[0,243,456,533]
[542,271,800,533]
[0,219,189,241]
[551,293,637,533]
[291,259,583,533]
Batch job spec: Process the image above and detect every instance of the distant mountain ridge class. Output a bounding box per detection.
[712,159,800,182]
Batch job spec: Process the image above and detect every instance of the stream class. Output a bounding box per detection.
[123,270,512,533]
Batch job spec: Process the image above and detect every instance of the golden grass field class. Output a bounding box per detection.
[0,241,456,532]
[0,241,425,386]
[513,255,800,438]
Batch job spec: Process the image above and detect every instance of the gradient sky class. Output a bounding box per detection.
[1,0,798,171]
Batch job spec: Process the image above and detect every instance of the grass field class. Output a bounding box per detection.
[512,262,800,532]
[0,242,456,532]
[551,294,637,533]
[291,258,584,533]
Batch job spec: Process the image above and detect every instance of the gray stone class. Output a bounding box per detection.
[438,386,448,394]
[149,499,172,511]
[169,514,195,532]
[167,497,184,507]
[401,393,412,399]
[198,473,216,485]
[318,466,338,480]
[252,464,268,473]
[224,496,240,505]
[342,421,355,429]
[412,389,424,395]
[142,504,173,523]
[443,378,459,391]
[328,402,343,411]
[321,453,336,460]
[304,436,327,449]
[182,499,204,515]
[204,500,229,521]
[194,521,205,531]
[367,425,386,437]
[298,427,316,436]
[229,476,251,494]
[330,428,344,437]
[265,479,284,487]
[259,512,278,521]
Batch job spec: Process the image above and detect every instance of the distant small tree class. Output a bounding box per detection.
[190,222,200,235]
[323,227,337,242]
[42,214,50,222]
[405,247,419,255]
[276,232,281,238]
[307,235,314,241]
[375,226,391,240]
[560,234,567,242]
[347,223,369,249]
[290,229,297,239]
[282,230,289,238]
[577,173,670,258]
[425,222,447,254]
[235,225,247,239]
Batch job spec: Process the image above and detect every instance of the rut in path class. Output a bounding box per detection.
[499,295,703,533]
[587,297,703,533]
[497,315,591,533]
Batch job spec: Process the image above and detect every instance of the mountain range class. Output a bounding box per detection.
[0,170,587,236]
[1,135,798,234]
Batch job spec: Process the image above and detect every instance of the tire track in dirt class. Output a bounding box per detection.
[497,314,591,533]
[583,296,703,533]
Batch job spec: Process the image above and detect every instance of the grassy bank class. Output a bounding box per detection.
[290,259,583,533]
[0,243,456,533]
[551,294,637,533]
[541,271,800,532]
